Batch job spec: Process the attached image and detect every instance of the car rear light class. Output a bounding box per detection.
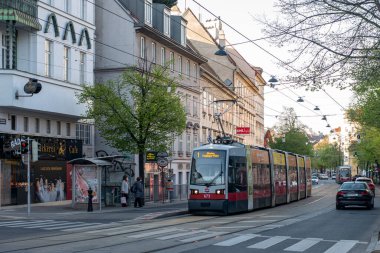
[337,191,344,197]
[361,190,370,196]
[369,184,375,189]
[191,189,199,195]
[215,189,225,195]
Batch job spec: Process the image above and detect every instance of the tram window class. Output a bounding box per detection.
[228,156,247,192]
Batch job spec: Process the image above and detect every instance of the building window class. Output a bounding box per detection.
[178,56,182,75]
[193,96,198,117]
[80,52,85,84]
[76,124,91,145]
[57,121,61,135]
[80,0,86,20]
[64,0,70,12]
[178,134,183,152]
[178,171,183,185]
[202,128,207,144]
[181,20,186,46]
[46,120,51,134]
[186,94,191,114]
[186,133,191,153]
[11,115,16,131]
[140,37,145,59]
[45,40,53,77]
[144,0,152,24]
[1,34,5,69]
[35,118,40,133]
[164,10,170,36]
[66,123,71,136]
[23,117,29,132]
[161,47,165,66]
[186,60,190,77]
[169,52,174,71]
[193,63,197,79]
[194,134,198,149]
[63,46,70,81]
[151,42,156,63]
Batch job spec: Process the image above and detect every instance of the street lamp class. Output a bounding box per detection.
[267,76,279,88]
[297,96,305,102]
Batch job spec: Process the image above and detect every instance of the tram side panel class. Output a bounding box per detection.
[272,151,287,205]
[251,148,272,209]
[305,157,312,197]
[227,150,248,213]
[287,154,299,202]
[298,156,306,199]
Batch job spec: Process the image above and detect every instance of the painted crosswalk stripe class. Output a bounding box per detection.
[129,228,181,238]
[324,240,358,253]
[284,238,323,252]
[156,230,205,240]
[180,232,225,243]
[248,236,290,249]
[4,221,58,227]
[24,222,83,229]
[43,223,102,230]
[0,220,53,226]
[62,223,116,232]
[214,234,260,246]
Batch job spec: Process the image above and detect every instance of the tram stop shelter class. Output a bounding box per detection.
[68,156,135,210]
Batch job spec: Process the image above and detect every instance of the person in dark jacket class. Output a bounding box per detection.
[131,177,144,208]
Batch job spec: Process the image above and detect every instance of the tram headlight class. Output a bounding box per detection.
[191,189,199,195]
[215,189,225,195]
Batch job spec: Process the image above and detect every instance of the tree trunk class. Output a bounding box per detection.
[138,150,145,182]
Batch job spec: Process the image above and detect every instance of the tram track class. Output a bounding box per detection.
[0,183,336,253]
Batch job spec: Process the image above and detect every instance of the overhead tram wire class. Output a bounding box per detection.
[192,0,347,112]
[26,1,339,128]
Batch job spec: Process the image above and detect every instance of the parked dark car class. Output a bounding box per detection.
[336,182,374,210]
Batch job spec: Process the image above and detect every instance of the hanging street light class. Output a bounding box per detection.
[322,115,327,121]
[297,96,304,102]
[314,106,320,110]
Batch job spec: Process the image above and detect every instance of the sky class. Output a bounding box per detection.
[177,0,354,135]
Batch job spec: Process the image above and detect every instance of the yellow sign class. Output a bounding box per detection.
[201,152,220,158]
[273,152,285,165]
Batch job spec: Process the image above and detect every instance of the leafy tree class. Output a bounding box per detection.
[77,63,186,181]
[314,142,343,171]
[269,107,312,155]
[349,127,380,169]
[260,1,380,89]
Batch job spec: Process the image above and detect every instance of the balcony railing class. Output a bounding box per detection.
[0,0,40,30]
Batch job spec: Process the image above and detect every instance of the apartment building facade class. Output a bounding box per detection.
[0,0,95,205]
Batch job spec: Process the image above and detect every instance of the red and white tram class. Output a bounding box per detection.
[188,142,312,215]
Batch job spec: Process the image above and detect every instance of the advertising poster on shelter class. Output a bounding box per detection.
[75,166,98,203]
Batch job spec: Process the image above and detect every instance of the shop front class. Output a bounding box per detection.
[0,133,82,205]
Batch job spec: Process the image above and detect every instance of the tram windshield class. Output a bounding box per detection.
[190,150,226,186]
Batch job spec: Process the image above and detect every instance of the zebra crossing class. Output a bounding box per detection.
[87,226,366,253]
[0,219,107,232]
[0,219,368,252]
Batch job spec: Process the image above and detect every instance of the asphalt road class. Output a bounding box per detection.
[0,180,379,253]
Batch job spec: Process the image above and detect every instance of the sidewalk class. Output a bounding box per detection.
[0,199,189,221]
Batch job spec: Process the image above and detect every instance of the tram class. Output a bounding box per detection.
[335,165,352,184]
[188,140,312,215]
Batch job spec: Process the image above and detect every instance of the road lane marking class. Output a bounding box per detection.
[129,228,181,238]
[24,221,83,228]
[239,220,278,223]
[214,234,260,246]
[284,238,323,252]
[157,230,205,240]
[248,236,290,249]
[180,232,226,242]
[324,240,359,253]
[43,223,102,230]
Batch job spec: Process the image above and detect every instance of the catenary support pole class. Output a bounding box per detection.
[27,137,31,216]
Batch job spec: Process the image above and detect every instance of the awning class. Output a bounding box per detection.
[67,158,113,166]
[0,8,41,30]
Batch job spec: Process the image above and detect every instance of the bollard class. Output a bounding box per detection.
[87,187,93,212]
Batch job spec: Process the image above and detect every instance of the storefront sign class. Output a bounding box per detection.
[236,127,250,135]
[0,134,82,161]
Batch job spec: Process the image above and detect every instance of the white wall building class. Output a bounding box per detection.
[0,0,95,205]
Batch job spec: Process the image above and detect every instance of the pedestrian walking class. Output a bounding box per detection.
[131,177,144,208]
[121,175,129,207]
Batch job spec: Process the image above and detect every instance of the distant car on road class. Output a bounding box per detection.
[336,181,374,210]
[319,174,329,180]
[332,174,336,180]
[356,177,375,196]
[312,176,319,185]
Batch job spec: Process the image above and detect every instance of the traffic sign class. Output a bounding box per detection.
[157,157,168,167]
